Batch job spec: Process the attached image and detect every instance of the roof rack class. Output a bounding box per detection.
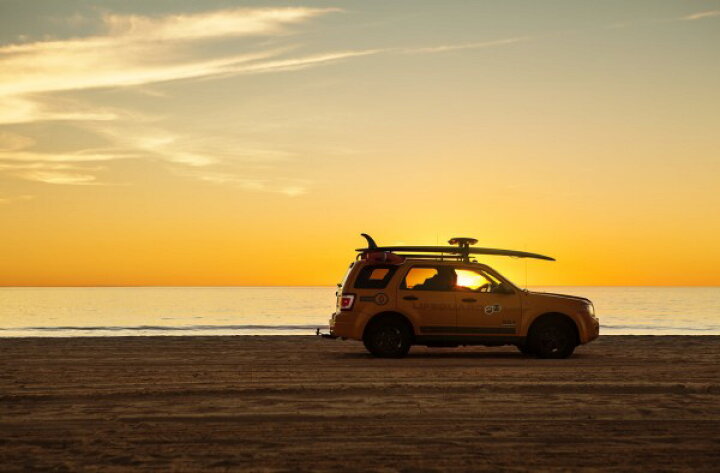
[357,234,555,263]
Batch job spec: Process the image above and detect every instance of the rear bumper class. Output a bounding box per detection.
[330,321,356,339]
[328,311,358,339]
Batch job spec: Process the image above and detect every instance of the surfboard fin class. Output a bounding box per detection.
[360,233,378,250]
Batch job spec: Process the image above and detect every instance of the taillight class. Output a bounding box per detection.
[340,294,355,311]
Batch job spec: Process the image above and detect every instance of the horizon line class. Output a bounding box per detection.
[1,285,719,288]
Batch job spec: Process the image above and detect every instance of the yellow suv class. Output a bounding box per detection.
[326,234,599,358]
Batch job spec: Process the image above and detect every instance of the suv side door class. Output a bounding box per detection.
[453,267,522,335]
[396,264,457,333]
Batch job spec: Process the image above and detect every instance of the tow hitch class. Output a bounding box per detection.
[316,328,338,339]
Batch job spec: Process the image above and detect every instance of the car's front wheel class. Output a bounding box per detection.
[363,320,412,358]
[527,318,577,359]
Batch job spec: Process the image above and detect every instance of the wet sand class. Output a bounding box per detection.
[1,335,718,472]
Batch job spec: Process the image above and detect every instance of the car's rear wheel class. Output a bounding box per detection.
[517,344,535,356]
[528,319,577,359]
[363,320,412,358]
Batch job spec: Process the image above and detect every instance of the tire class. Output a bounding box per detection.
[517,344,535,356]
[527,318,577,359]
[363,319,412,358]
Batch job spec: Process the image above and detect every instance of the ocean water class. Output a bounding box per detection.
[0,286,718,337]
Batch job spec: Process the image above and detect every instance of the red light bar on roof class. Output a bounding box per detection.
[361,251,406,265]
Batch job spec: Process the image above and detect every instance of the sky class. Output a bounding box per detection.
[0,0,719,287]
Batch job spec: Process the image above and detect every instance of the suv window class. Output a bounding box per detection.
[455,268,501,292]
[354,265,398,289]
[402,266,455,291]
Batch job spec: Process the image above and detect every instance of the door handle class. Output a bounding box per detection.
[461,298,477,303]
[403,295,419,301]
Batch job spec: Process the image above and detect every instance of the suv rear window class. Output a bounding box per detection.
[354,265,398,289]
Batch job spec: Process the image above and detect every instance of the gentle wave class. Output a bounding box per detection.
[602,324,720,332]
[0,324,326,332]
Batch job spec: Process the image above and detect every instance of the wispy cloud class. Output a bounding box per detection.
[0,6,535,191]
[230,49,381,74]
[0,160,105,185]
[103,124,312,196]
[0,6,524,113]
[607,9,720,29]
[88,124,300,167]
[402,37,530,54]
[682,10,720,21]
[4,7,335,54]
[0,8,338,109]
[0,49,277,98]
[14,170,99,185]
[102,7,339,42]
[0,156,110,185]
[0,96,119,125]
[0,148,136,163]
[190,170,310,196]
[0,7,347,190]
[0,131,138,163]
[0,130,122,184]
[0,131,35,151]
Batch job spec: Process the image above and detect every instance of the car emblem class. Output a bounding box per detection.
[484,304,502,314]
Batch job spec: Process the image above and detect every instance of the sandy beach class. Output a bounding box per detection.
[1,335,718,472]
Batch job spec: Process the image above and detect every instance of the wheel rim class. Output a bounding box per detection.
[374,327,402,354]
[538,326,568,354]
